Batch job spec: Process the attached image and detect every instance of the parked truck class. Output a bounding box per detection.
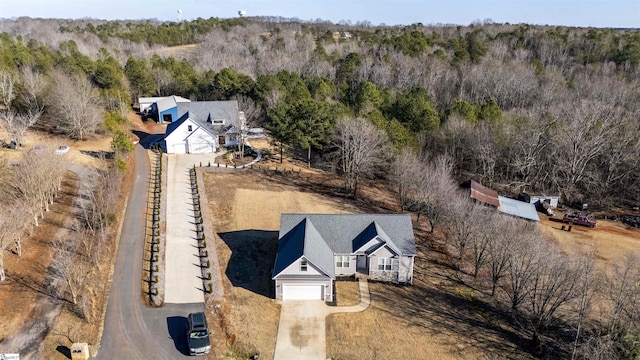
[563,213,597,228]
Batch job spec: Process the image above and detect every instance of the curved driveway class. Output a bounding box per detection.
[96,145,203,359]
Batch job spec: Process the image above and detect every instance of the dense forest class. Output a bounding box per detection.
[1,16,640,359]
[1,16,639,207]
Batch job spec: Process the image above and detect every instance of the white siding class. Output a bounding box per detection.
[165,119,217,154]
[398,256,414,284]
[278,257,326,276]
[334,255,357,276]
[353,237,382,253]
[370,246,395,259]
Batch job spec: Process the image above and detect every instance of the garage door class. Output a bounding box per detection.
[188,142,214,154]
[282,284,323,300]
[172,143,186,154]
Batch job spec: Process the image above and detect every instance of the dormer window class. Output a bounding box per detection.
[300,259,308,272]
[187,125,193,131]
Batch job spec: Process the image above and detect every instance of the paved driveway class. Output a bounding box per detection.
[273,278,371,360]
[97,146,206,359]
[274,300,327,360]
[164,153,218,303]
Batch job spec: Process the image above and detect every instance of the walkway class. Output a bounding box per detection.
[273,278,370,360]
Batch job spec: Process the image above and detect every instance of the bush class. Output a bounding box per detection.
[104,111,129,132]
[115,157,127,171]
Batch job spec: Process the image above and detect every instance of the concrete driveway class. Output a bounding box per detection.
[273,278,370,360]
[164,153,221,303]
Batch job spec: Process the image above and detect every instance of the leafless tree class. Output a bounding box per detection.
[151,68,173,97]
[503,232,543,312]
[411,153,458,232]
[551,100,624,200]
[232,94,265,127]
[12,145,68,229]
[523,244,583,350]
[468,210,496,278]
[52,237,86,305]
[332,117,390,197]
[390,149,423,212]
[0,110,40,148]
[485,218,518,296]
[47,71,103,140]
[604,252,640,337]
[571,248,598,360]
[18,66,47,118]
[0,69,15,110]
[0,208,10,281]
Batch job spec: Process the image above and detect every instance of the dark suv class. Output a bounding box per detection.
[187,312,211,356]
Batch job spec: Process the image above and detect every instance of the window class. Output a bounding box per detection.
[187,125,193,131]
[212,119,225,125]
[336,256,349,268]
[300,259,308,272]
[377,258,392,271]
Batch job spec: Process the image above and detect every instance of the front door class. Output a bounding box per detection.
[356,255,367,271]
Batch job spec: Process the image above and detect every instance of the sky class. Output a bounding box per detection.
[0,0,638,28]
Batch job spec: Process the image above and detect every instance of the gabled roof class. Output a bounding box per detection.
[165,113,217,140]
[139,95,190,105]
[461,180,500,207]
[155,95,191,112]
[352,221,401,255]
[165,100,239,139]
[498,196,540,222]
[274,214,416,278]
[177,101,239,132]
[272,218,335,279]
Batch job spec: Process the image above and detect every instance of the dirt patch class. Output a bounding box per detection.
[538,215,640,269]
[0,172,78,357]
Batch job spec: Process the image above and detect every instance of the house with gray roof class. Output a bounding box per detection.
[272,214,416,301]
[164,100,240,153]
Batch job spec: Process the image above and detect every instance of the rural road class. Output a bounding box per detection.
[96,145,204,359]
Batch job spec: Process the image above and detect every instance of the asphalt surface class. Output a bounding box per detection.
[96,145,205,359]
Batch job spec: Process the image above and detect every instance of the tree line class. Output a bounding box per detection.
[5,17,634,206]
[0,15,638,356]
[390,149,640,358]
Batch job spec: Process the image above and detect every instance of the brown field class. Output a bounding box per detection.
[202,170,360,359]
[538,215,640,271]
[203,169,533,360]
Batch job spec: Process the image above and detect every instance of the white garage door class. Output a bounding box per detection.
[172,143,186,154]
[282,284,323,300]
[188,142,214,154]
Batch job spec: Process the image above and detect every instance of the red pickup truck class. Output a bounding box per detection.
[563,213,597,228]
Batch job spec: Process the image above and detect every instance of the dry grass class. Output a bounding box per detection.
[0,172,78,348]
[333,280,360,306]
[538,215,640,274]
[202,170,359,359]
[201,169,533,360]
